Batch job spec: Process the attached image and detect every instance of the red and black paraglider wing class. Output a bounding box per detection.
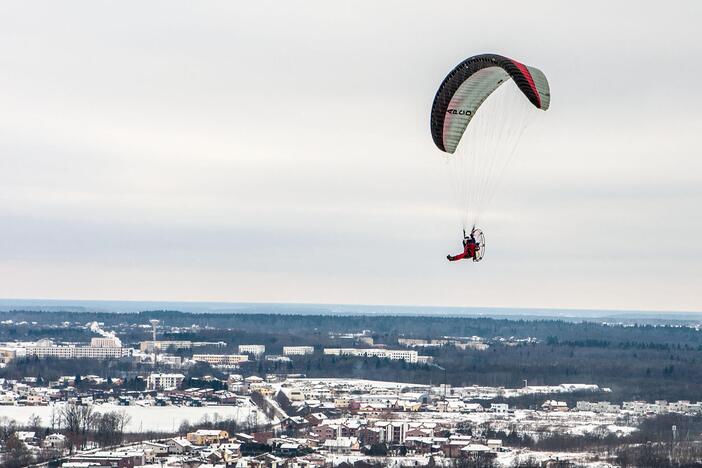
[430,54,550,154]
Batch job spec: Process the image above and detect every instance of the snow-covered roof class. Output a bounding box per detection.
[462,443,491,452]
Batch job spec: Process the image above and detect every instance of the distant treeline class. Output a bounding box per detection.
[4,309,702,345]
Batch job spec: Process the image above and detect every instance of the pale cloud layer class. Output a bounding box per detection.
[0,1,700,311]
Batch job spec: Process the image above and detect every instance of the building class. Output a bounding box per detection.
[139,340,193,352]
[43,433,68,450]
[90,337,121,348]
[24,341,74,359]
[238,345,266,356]
[282,346,315,356]
[323,348,420,363]
[158,355,183,367]
[265,355,291,363]
[165,437,194,454]
[576,401,621,413]
[140,340,228,352]
[74,346,127,359]
[147,373,185,390]
[186,429,229,445]
[66,451,145,468]
[398,338,429,346]
[23,339,128,360]
[542,400,569,412]
[192,354,248,365]
[143,441,169,456]
[455,342,490,351]
[0,348,18,364]
[490,403,508,414]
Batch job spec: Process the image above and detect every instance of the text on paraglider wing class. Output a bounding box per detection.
[446,109,472,115]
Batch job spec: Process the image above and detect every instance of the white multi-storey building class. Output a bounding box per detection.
[323,348,419,363]
[90,337,121,348]
[192,354,249,365]
[75,346,127,359]
[283,346,315,356]
[23,339,129,360]
[238,345,265,356]
[147,373,185,390]
[576,401,621,413]
[139,341,193,352]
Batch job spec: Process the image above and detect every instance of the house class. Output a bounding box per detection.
[405,428,433,438]
[542,400,569,412]
[487,439,504,450]
[214,442,241,461]
[66,451,145,468]
[166,437,195,454]
[250,453,285,468]
[277,442,302,457]
[143,441,169,456]
[26,394,48,405]
[15,431,37,443]
[181,458,205,468]
[232,433,256,444]
[281,416,309,434]
[462,403,484,413]
[442,436,473,458]
[252,431,275,444]
[313,424,338,441]
[186,429,229,445]
[201,450,223,464]
[490,403,508,413]
[405,437,444,455]
[461,443,496,459]
[305,412,328,426]
[322,437,359,454]
[358,427,382,445]
[43,433,68,450]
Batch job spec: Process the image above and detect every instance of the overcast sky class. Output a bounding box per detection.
[0,1,700,312]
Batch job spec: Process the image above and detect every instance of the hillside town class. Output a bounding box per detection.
[4,315,702,467]
[4,368,702,467]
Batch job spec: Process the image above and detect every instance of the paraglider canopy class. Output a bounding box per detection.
[431,54,550,154]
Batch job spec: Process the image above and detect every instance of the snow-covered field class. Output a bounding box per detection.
[0,403,263,433]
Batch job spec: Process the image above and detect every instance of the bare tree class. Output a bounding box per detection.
[0,416,19,444]
[49,406,60,431]
[60,403,96,451]
[3,433,34,468]
[28,413,43,434]
[116,409,132,443]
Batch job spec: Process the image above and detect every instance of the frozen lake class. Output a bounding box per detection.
[0,402,263,433]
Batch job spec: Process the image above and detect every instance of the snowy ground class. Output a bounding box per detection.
[324,451,616,468]
[0,402,264,433]
[382,409,637,440]
[282,378,428,389]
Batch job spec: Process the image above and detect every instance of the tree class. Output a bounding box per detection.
[364,443,388,456]
[94,412,121,447]
[116,410,132,443]
[3,434,34,468]
[0,416,18,442]
[26,413,43,440]
[60,403,95,451]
